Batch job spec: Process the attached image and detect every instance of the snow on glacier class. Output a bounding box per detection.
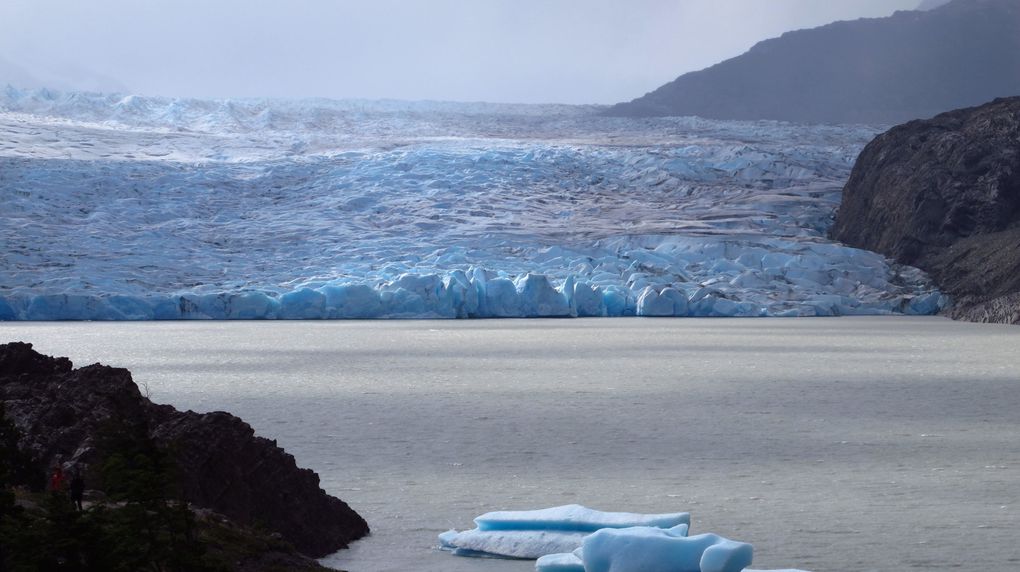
[0,87,945,320]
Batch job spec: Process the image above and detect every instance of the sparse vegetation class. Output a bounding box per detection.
[0,404,330,572]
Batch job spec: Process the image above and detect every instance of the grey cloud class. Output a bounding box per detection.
[0,0,920,103]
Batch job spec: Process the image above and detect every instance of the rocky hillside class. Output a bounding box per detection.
[608,0,1020,124]
[0,342,369,557]
[831,96,1020,324]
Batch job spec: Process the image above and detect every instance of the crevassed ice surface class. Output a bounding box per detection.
[0,88,943,320]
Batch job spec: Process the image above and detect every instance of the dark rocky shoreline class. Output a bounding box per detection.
[0,341,369,568]
[832,96,1020,324]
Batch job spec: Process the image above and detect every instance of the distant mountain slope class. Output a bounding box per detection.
[0,55,128,94]
[608,0,1020,124]
[917,0,953,10]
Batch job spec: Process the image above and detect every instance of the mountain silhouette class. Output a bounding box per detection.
[608,0,1020,124]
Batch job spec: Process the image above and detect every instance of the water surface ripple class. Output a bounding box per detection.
[1,317,1017,572]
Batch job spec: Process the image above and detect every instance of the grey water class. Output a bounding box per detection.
[2,317,1018,572]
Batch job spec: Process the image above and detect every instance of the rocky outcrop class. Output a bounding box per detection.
[608,0,1020,124]
[831,96,1020,324]
[0,341,369,557]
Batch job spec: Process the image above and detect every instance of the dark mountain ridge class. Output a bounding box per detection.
[609,0,1020,124]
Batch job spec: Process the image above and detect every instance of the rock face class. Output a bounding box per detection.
[608,0,1020,124]
[0,342,369,557]
[831,97,1020,324]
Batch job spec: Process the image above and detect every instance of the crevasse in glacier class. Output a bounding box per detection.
[0,88,945,320]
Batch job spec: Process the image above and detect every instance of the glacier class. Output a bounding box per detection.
[0,87,945,320]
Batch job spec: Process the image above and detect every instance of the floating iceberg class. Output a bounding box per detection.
[442,504,817,572]
[475,504,690,533]
[536,547,809,572]
[439,529,589,560]
[440,505,689,560]
[581,529,752,572]
[0,89,945,321]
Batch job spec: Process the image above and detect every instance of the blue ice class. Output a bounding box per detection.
[474,505,691,533]
[0,90,947,322]
[581,529,752,572]
[439,529,589,560]
[535,551,585,572]
[440,505,690,561]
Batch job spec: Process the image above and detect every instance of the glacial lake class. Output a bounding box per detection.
[2,317,1018,572]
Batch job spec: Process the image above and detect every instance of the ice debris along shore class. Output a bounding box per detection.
[0,88,944,320]
[439,505,807,572]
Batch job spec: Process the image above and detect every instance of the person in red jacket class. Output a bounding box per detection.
[49,465,65,493]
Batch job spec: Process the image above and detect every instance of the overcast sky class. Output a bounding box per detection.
[0,0,922,104]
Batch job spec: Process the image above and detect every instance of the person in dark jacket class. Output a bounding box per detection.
[69,470,85,511]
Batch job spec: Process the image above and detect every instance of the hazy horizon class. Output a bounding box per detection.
[2,0,920,104]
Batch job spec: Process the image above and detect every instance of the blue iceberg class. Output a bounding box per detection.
[442,504,817,571]
[536,550,585,572]
[581,529,752,572]
[475,504,691,533]
[439,529,589,560]
[439,505,690,560]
